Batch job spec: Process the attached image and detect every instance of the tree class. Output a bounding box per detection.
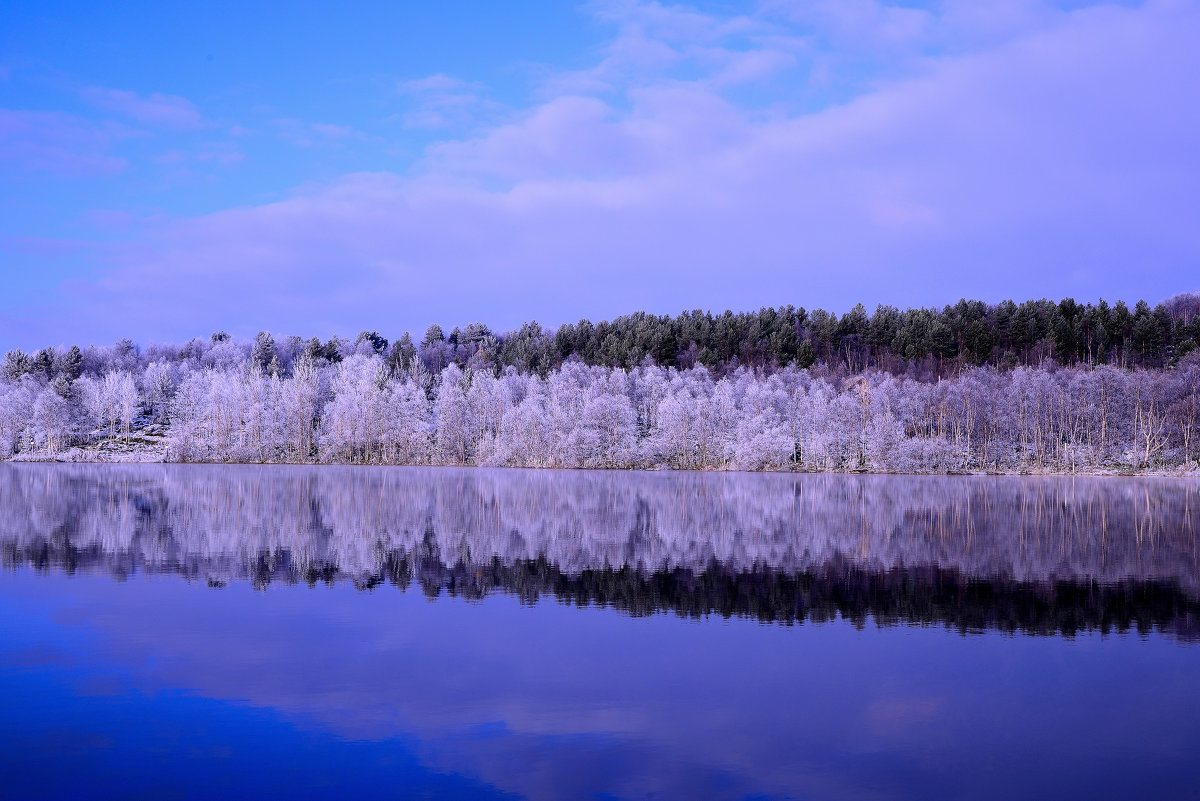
[31,349,54,376]
[3,351,30,381]
[422,324,445,347]
[1133,375,1169,467]
[434,365,472,464]
[355,330,388,356]
[32,387,71,452]
[796,340,816,369]
[251,331,277,373]
[571,392,637,468]
[281,351,321,460]
[55,346,82,382]
[114,372,139,441]
[387,333,417,375]
[143,362,176,423]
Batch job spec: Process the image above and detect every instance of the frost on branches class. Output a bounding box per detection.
[1,334,1198,473]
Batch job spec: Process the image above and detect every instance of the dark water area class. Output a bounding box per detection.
[1,465,1199,800]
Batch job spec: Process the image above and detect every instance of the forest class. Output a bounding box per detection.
[2,294,1199,473]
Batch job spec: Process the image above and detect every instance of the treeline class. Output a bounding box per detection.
[435,293,1200,374]
[160,359,1200,471]
[1,294,1199,472]
[5,294,1200,387]
[550,293,1200,374]
[2,353,1199,472]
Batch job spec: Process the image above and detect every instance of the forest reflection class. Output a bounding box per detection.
[2,464,1198,639]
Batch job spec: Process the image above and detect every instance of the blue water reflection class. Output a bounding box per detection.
[1,464,1199,800]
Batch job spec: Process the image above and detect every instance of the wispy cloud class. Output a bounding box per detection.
[0,235,98,258]
[152,142,244,167]
[0,109,129,177]
[81,87,205,130]
[273,118,373,147]
[397,73,473,94]
[395,73,501,131]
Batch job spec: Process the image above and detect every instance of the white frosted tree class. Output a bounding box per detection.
[142,362,177,424]
[379,379,433,464]
[318,355,389,463]
[0,380,36,457]
[492,393,554,467]
[729,378,792,471]
[570,392,638,468]
[114,371,139,441]
[280,351,323,461]
[1,325,1197,474]
[32,387,72,453]
[433,364,473,464]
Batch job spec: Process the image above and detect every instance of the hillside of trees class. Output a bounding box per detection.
[2,294,1199,472]
[360,293,1200,377]
[547,294,1200,374]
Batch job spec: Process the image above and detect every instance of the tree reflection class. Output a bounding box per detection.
[2,464,1198,639]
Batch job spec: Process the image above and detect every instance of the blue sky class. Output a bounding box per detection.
[1,0,1197,348]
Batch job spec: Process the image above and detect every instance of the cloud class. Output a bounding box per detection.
[767,0,933,49]
[709,46,798,85]
[397,73,474,94]
[588,0,764,43]
[309,123,356,139]
[0,109,129,177]
[81,87,205,130]
[152,142,244,167]
[273,118,372,147]
[395,73,497,131]
[11,0,1200,345]
[0,236,97,258]
[82,210,139,231]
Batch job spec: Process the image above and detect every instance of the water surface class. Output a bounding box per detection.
[2,465,1199,800]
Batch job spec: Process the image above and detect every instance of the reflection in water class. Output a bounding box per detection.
[2,464,1198,638]
[4,464,1200,801]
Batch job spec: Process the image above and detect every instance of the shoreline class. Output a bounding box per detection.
[7,449,1199,479]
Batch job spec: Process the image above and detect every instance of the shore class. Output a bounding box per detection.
[7,442,1199,478]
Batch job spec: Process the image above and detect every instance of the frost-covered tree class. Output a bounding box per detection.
[433,364,472,464]
[571,392,637,468]
[4,319,1200,472]
[251,331,277,374]
[143,362,176,423]
[32,387,72,453]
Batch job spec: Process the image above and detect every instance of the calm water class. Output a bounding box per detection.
[2,465,1199,800]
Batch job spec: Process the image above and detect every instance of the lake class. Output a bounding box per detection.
[1,464,1199,800]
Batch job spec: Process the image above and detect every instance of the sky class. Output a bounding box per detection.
[1,0,1198,348]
